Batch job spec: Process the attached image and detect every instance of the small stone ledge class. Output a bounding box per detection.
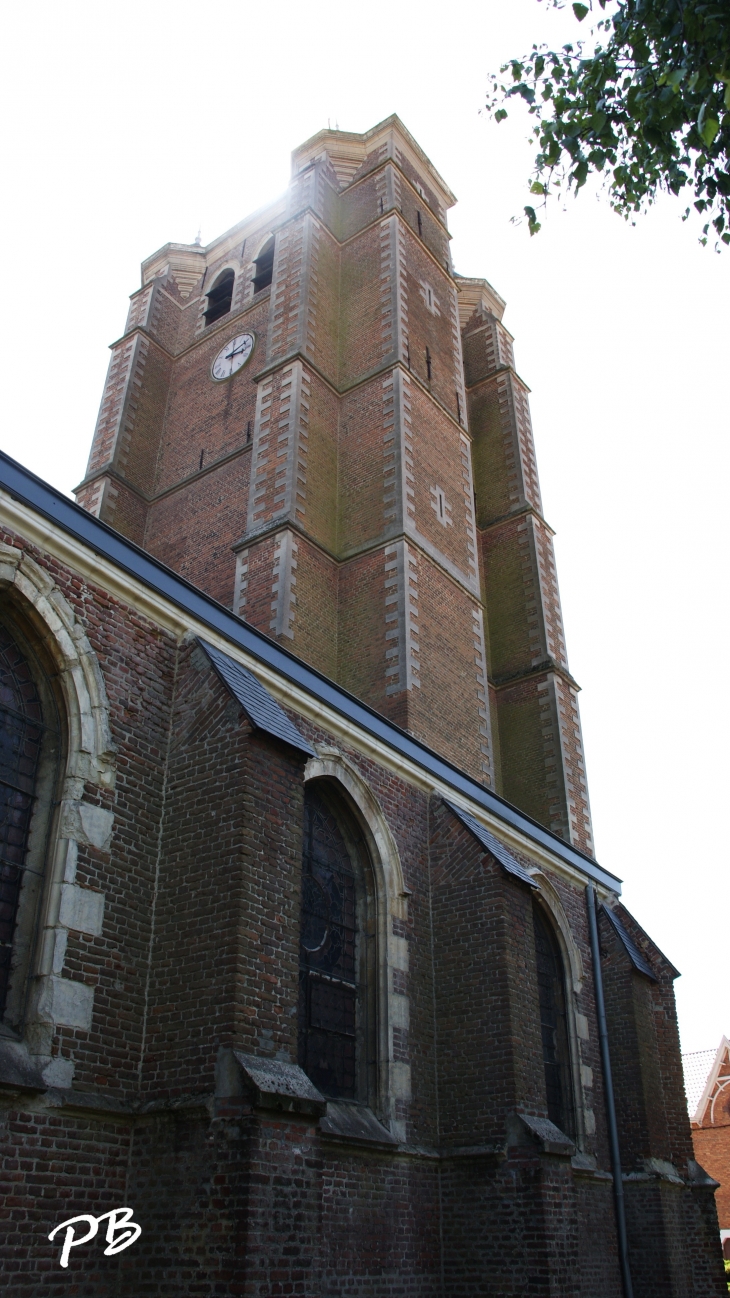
[642,1157,684,1184]
[45,1087,131,1116]
[319,1101,397,1149]
[571,1152,613,1180]
[439,1142,504,1162]
[507,1112,576,1157]
[136,1093,214,1117]
[687,1158,721,1190]
[0,1040,47,1093]
[233,1051,326,1117]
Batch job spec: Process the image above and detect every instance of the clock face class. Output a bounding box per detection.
[211,332,255,381]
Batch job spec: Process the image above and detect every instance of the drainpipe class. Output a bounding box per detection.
[586,885,634,1298]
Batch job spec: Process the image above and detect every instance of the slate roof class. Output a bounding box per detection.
[199,640,316,758]
[601,905,657,980]
[444,800,538,889]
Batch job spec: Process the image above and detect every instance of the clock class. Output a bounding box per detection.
[211,332,255,381]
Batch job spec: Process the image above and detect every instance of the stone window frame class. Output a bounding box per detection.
[529,870,592,1150]
[0,543,115,1088]
[303,745,409,1140]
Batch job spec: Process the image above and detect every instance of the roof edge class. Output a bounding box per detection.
[0,450,621,894]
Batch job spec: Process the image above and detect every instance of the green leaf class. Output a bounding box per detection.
[524,206,542,236]
[486,0,730,248]
[495,109,508,123]
[701,117,720,147]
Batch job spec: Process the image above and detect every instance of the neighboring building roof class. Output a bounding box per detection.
[444,800,538,889]
[601,905,657,981]
[683,1037,730,1125]
[683,1049,718,1120]
[0,450,622,893]
[199,640,316,758]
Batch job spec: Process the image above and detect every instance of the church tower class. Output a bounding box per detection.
[75,115,593,856]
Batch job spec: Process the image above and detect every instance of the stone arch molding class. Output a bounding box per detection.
[0,543,115,788]
[530,868,594,1146]
[0,543,115,1086]
[530,869,584,996]
[304,745,411,1139]
[304,745,407,907]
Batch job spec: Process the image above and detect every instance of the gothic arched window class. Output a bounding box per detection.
[298,783,376,1103]
[533,901,575,1137]
[0,615,61,1026]
[252,237,274,294]
[204,269,235,325]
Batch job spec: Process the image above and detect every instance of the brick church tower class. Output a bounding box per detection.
[2,114,726,1297]
[74,115,592,856]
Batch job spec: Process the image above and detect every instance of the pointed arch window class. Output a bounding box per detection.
[533,901,575,1137]
[204,269,235,325]
[252,237,274,294]
[0,617,61,1024]
[298,782,376,1102]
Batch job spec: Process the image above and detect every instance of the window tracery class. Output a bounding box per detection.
[298,782,376,1103]
[533,900,575,1138]
[0,617,61,1023]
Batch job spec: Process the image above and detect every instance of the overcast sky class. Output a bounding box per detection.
[1,0,727,1056]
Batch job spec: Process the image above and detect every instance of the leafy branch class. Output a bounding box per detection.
[486,0,730,245]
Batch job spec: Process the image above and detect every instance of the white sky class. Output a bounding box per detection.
[1,0,727,1055]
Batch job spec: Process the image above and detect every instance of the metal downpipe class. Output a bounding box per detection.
[586,884,634,1298]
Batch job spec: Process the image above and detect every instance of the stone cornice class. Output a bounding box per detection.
[477,503,555,538]
[74,442,252,505]
[490,658,581,695]
[464,363,532,396]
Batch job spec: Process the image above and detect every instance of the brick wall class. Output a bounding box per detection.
[0,516,724,1294]
[693,1124,730,1229]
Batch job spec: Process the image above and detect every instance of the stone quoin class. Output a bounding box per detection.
[0,116,725,1296]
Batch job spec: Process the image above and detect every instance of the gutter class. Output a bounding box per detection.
[0,449,621,893]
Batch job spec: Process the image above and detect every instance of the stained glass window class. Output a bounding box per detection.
[298,784,374,1102]
[533,903,574,1138]
[0,624,46,1017]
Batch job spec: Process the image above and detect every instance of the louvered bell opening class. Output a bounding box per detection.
[204,269,235,324]
[252,238,274,293]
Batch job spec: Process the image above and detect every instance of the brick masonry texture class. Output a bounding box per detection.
[0,517,724,1295]
[2,117,723,1296]
[73,116,602,834]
